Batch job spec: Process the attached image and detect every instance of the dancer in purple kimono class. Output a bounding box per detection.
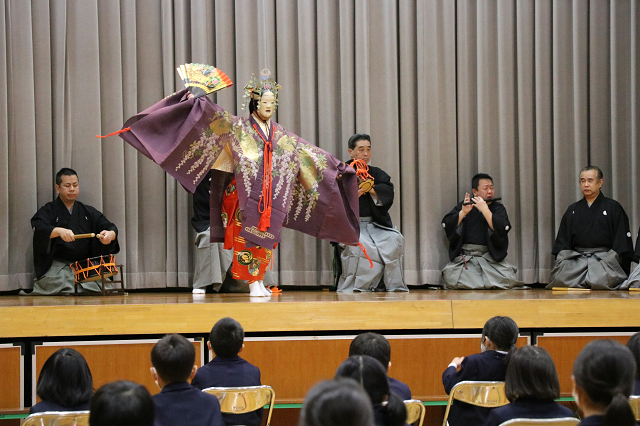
[112,69,361,295]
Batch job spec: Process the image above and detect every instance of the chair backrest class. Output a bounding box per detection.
[630,395,640,420]
[202,385,275,426]
[498,418,580,426]
[404,399,426,426]
[22,411,90,426]
[442,381,508,426]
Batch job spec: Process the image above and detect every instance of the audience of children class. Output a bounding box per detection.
[626,331,640,395]
[335,355,406,426]
[150,333,224,426]
[28,316,640,426]
[89,380,154,426]
[299,378,375,426]
[349,332,411,400]
[483,345,574,426]
[442,315,519,426]
[572,339,636,426]
[31,348,93,413]
[191,316,263,426]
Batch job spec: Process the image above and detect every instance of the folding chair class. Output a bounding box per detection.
[629,395,640,420]
[404,399,426,426]
[442,381,508,426]
[203,385,275,426]
[22,411,89,426]
[498,418,580,426]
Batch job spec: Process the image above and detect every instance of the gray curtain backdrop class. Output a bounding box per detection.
[1,0,638,290]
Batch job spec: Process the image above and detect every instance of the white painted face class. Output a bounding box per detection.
[256,91,276,121]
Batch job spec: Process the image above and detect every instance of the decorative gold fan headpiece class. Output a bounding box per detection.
[241,68,282,110]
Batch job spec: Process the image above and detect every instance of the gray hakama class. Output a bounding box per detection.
[622,264,640,289]
[441,244,522,290]
[26,259,106,296]
[337,217,407,292]
[623,227,640,289]
[193,228,274,292]
[193,229,233,291]
[546,248,627,289]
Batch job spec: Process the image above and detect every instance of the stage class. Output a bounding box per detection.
[1,288,639,425]
[1,288,640,338]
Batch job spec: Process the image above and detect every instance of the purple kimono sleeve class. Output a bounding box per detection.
[118,89,223,193]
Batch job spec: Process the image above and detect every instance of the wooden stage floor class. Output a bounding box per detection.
[2,289,640,338]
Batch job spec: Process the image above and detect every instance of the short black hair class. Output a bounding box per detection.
[209,317,244,358]
[150,334,195,384]
[472,173,493,191]
[347,134,371,150]
[335,355,406,426]
[573,340,636,426]
[299,378,374,426]
[56,168,78,186]
[36,348,93,408]
[505,346,560,401]
[90,381,154,426]
[349,333,391,368]
[482,316,519,352]
[627,332,640,380]
[580,165,603,180]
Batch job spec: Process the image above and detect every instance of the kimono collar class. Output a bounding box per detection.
[54,196,75,214]
[583,191,605,208]
[251,113,271,139]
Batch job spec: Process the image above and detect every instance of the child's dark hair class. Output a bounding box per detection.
[36,348,93,408]
[482,316,519,364]
[209,317,244,358]
[349,332,391,368]
[150,334,195,384]
[299,378,374,426]
[573,339,636,426]
[626,332,640,380]
[335,355,406,426]
[505,346,560,402]
[90,380,154,426]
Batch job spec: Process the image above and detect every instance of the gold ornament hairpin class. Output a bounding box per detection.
[241,69,282,110]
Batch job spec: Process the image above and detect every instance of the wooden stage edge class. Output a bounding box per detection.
[1,289,640,338]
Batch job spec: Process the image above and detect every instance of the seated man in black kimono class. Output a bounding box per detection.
[337,134,407,292]
[441,173,522,289]
[25,168,119,295]
[547,165,633,289]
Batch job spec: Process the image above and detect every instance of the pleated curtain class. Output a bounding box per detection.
[1,0,638,291]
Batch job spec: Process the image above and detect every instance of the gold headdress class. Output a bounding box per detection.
[242,68,282,110]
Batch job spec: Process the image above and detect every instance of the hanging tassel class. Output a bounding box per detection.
[258,206,271,232]
[352,158,373,181]
[96,127,130,138]
[358,243,374,268]
[254,123,274,232]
